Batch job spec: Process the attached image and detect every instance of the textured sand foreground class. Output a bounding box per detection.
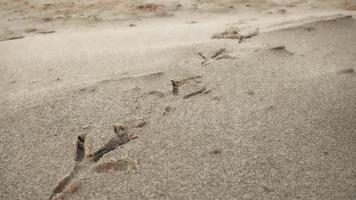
[1,1,356,200]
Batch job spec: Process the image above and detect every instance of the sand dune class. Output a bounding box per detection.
[0,1,356,200]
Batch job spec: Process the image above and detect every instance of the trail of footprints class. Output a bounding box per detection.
[50,73,212,200]
[52,46,295,199]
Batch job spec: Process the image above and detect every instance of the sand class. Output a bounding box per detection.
[0,0,356,200]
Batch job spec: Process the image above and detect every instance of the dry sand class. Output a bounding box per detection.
[1,0,356,200]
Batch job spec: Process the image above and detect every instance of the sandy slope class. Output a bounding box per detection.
[1,1,356,200]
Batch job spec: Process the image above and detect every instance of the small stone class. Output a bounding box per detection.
[211,148,222,155]
[279,9,287,14]
[247,90,254,95]
[163,106,172,116]
[51,193,64,200]
[66,182,78,194]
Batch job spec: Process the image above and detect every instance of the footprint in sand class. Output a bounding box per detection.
[255,45,294,55]
[171,75,208,97]
[212,26,258,43]
[49,122,141,200]
[198,48,234,66]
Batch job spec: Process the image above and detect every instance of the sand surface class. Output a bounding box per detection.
[1,1,356,200]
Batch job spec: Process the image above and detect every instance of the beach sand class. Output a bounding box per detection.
[1,1,356,200]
